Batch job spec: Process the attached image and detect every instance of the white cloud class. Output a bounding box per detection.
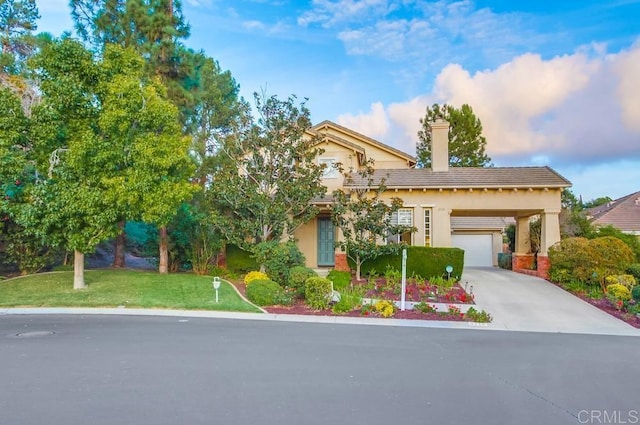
[336,42,640,167]
[242,20,267,31]
[613,41,640,132]
[299,0,540,71]
[298,0,393,27]
[337,102,389,139]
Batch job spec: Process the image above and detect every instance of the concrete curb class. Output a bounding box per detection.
[2,307,639,336]
[0,307,498,330]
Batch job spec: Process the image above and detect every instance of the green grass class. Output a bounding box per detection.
[0,269,262,312]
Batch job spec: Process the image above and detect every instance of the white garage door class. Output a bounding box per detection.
[451,234,493,267]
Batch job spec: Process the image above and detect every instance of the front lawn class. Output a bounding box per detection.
[0,269,262,313]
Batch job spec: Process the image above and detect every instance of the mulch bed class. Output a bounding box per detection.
[232,281,468,321]
[264,299,466,321]
[357,277,474,304]
[549,281,640,329]
[572,293,640,329]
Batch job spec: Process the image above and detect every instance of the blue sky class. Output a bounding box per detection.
[36,0,640,202]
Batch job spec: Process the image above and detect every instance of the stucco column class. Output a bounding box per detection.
[539,210,561,255]
[514,216,531,254]
[432,207,451,247]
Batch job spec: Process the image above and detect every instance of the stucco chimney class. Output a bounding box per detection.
[431,118,450,172]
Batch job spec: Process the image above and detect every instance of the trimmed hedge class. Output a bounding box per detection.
[348,246,464,280]
[226,244,258,273]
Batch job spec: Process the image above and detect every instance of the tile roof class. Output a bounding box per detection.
[586,191,640,232]
[344,166,571,189]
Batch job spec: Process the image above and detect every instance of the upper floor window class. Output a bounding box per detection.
[319,157,339,178]
[387,208,413,244]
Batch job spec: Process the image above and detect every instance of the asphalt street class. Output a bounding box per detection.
[1,315,638,425]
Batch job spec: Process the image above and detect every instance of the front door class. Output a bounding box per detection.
[317,217,335,267]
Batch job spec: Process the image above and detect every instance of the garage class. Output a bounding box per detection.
[451,234,494,267]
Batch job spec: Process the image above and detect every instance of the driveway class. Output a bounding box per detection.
[462,267,640,335]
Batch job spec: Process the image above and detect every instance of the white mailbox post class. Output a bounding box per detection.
[212,277,221,303]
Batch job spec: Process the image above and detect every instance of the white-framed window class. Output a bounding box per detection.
[424,208,432,247]
[318,157,339,178]
[387,208,413,244]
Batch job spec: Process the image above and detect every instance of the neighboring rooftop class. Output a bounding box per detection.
[344,167,571,189]
[586,191,640,233]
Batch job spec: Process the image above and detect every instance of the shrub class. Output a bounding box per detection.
[605,275,636,289]
[253,241,305,285]
[226,244,258,273]
[332,285,364,314]
[548,237,592,284]
[245,279,290,306]
[606,284,631,301]
[351,246,464,280]
[447,304,461,316]
[244,271,269,286]
[287,266,317,297]
[384,266,401,286]
[464,307,493,323]
[428,275,454,289]
[327,270,352,291]
[304,277,333,310]
[593,225,640,262]
[626,264,640,281]
[497,253,512,270]
[549,237,635,286]
[590,237,635,286]
[632,285,640,302]
[374,300,396,318]
[414,302,437,313]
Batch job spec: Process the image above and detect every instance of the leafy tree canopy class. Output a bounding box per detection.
[417,103,491,168]
[209,92,326,266]
[331,161,414,280]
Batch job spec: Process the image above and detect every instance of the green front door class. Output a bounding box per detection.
[317,217,335,267]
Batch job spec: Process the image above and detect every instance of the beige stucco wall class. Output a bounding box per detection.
[295,186,562,268]
[295,218,317,268]
[317,128,412,169]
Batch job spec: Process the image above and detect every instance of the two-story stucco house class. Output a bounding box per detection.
[294,120,571,278]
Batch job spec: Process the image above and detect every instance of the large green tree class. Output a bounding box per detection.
[417,103,491,168]
[14,39,194,286]
[69,1,242,269]
[209,93,326,269]
[331,161,413,281]
[0,0,39,73]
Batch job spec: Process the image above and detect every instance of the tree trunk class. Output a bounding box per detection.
[112,221,126,268]
[159,225,168,274]
[355,254,362,281]
[73,250,86,289]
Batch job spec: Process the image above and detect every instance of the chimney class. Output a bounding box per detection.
[431,118,450,172]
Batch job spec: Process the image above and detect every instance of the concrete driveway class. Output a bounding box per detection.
[462,267,640,336]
